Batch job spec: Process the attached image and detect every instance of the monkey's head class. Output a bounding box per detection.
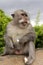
[11,10,30,29]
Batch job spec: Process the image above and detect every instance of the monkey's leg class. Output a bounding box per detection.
[25,41,35,65]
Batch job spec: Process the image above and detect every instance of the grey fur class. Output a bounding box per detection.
[2,10,36,65]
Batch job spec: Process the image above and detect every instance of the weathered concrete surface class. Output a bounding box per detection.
[0,49,43,65]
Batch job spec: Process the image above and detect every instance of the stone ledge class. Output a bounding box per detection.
[0,49,43,65]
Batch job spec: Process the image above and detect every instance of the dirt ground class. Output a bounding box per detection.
[0,49,43,65]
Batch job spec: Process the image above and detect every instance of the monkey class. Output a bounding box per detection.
[2,10,36,65]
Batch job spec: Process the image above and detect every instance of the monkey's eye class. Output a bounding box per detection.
[24,42,27,46]
[25,14,28,17]
[21,13,28,17]
[13,44,16,48]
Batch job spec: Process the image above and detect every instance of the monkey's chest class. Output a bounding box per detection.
[12,28,29,43]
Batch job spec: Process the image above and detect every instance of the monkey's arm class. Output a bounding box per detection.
[4,34,14,49]
[1,34,14,56]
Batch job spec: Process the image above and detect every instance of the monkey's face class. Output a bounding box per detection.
[18,13,29,29]
[11,10,30,29]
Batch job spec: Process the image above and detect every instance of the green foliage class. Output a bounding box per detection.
[0,47,4,54]
[34,25,43,48]
[0,9,11,54]
[35,10,43,48]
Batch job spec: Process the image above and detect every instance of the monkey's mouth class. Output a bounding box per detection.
[19,19,28,26]
[21,22,27,26]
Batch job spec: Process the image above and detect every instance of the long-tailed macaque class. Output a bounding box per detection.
[2,10,36,65]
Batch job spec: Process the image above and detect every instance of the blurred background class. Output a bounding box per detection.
[0,0,43,54]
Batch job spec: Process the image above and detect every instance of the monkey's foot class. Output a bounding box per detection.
[25,61,31,65]
[24,57,31,65]
[24,57,29,65]
[1,53,8,56]
[24,57,28,63]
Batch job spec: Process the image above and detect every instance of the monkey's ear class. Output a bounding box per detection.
[11,14,15,18]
